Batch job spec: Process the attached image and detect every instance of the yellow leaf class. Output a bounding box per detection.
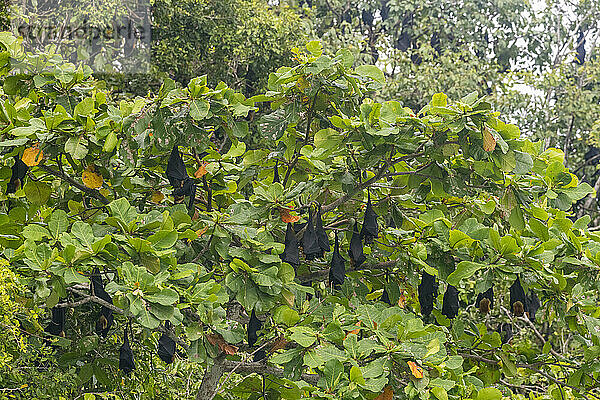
[278,207,300,223]
[82,166,103,189]
[483,129,496,152]
[196,227,208,238]
[374,386,393,400]
[21,147,43,166]
[151,191,165,204]
[407,361,424,378]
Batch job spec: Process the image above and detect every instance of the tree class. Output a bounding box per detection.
[2,32,600,399]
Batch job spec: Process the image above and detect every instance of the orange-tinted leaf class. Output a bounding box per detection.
[194,162,208,178]
[82,165,103,189]
[279,207,300,223]
[345,321,361,338]
[483,128,496,152]
[407,361,424,378]
[151,191,165,204]
[206,333,238,355]
[22,147,43,166]
[398,291,407,308]
[374,386,394,400]
[196,227,208,238]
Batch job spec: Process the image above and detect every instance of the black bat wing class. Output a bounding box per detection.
[509,277,526,309]
[280,223,300,267]
[248,309,262,347]
[158,333,176,364]
[329,234,346,288]
[302,208,322,260]
[119,330,135,373]
[166,146,189,186]
[360,193,378,244]
[348,222,366,267]
[441,285,459,319]
[418,271,438,316]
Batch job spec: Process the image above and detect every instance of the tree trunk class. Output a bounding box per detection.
[196,354,226,400]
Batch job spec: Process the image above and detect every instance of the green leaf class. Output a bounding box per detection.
[146,288,179,305]
[563,183,594,201]
[449,230,474,248]
[189,99,210,120]
[431,387,448,400]
[289,326,316,347]
[446,261,486,286]
[431,93,448,107]
[24,180,51,205]
[64,136,88,159]
[148,230,178,249]
[476,387,502,400]
[323,359,345,390]
[349,365,365,385]
[48,209,68,238]
[355,65,385,84]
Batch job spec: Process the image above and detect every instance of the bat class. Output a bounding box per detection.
[360,193,378,244]
[418,271,438,317]
[158,322,176,364]
[329,234,346,289]
[44,307,66,337]
[248,309,262,347]
[441,284,459,319]
[348,222,366,267]
[91,267,114,337]
[302,208,322,260]
[510,277,527,317]
[497,323,513,344]
[273,161,280,184]
[119,328,135,373]
[315,206,330,254]
[476,287,494,314]
[280,223,300,267]
[7,156,28,194]
[166,146,196,212]
[525,292,541,322]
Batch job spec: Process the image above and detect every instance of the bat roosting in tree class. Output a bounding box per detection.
[329,234,346,289]
[280,223,300,267]
[441,285,459,319]
[348,222,366,267]
[476,287,494,314]
[526,292,541,322]
[497,322,514,344]
[157,322,176,364]
[360,192,378,244]
[119,327,135,373]
[166,145,197,212]
[44,307,66,338]
[247,309,266,361]
[91,267,114,337]
[273,161,280,184]
[418,271,438,317]
[6,156,28,195]
[510,277,527,317]
[302,208,322,260]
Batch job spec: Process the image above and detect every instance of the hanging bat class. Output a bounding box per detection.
[280,223,300,267]
[91,267,114,337]
[441,284,459,319]
[348,222,366,267]
[6,156,28,195]
[510,277,527,317]
[315,206,330,254]
[476,287,494,314]
[360,192,378,244]
[119,328,135,373]
[302,208,322,260]
[248,309,262,347]
[158,322,176,364]
[44,307,66,337]
[418,271,438,317]
[166,145,196,212]
[381,288,391,305]
[329,234,346,289]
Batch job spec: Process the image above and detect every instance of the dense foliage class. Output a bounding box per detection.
[1,27,600,400]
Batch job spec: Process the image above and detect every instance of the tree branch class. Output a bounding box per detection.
[222,361,319,385]
[39,164,109,204]
[297,260,397,283]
